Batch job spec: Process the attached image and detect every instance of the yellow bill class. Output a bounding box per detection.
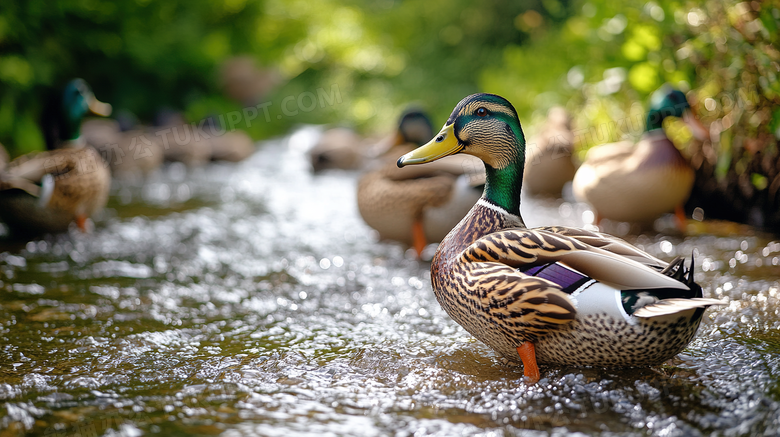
[88,96,113,117]
[397,123,461,168]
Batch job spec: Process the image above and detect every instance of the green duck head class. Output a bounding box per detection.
[646,85,709,140]
[59,79,111,141]
[397,93,526,214]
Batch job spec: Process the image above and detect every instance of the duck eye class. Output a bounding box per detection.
[476,107,488,117]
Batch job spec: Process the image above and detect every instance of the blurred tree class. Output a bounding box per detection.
[0,0,567,156]
[0,0,270,153]
[483,0,780,229]
[2,0,779,228]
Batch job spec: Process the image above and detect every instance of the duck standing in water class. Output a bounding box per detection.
[572,85,709,228]
[358,109,484,257]
[0,79,112,235]
[397,93,722,383]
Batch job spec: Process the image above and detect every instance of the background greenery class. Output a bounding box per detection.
[1,0,779,226]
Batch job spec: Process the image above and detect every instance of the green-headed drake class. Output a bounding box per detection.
[0,79,112,235]
[358,109,484,257]
[397,93,722,384]
[572,85,709,228]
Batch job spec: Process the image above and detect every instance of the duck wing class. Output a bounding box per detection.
[538,226,666,267]
[462,227,687,290]
[0,150,80,198]
[459,227,724,321]
[0,153,54,196]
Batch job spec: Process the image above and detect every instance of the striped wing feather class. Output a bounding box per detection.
[539,226,666,267]
[462,227,689,291]
[461,261,576,337]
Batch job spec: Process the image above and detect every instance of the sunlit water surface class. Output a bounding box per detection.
[1,127,779,436]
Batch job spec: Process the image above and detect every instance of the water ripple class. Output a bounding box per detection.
[0,130,778,436]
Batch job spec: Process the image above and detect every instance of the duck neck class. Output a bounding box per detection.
[482,120,525,215]
[483,160,523,216]
[63,108,86,144]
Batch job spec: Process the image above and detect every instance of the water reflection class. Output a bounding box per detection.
[0,128,778,436]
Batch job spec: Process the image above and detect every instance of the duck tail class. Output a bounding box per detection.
[633,251,723,318]
[686,252,696,287]
[659,256,685,280]
[658,253,700,294]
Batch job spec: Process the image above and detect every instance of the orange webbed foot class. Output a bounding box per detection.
[76,215,89,233]
[517,341,540,385]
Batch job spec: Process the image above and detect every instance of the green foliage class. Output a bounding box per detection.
[483,1,780,154]
[0,0,570,156]
[1,0,778,193]
[0,0,253,153]
[482,0,780,226]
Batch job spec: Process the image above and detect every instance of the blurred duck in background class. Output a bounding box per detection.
[357,109,484,258]
[523,106,577,197]
[0,79,112,235]
[154,111,256,167]
[154,111,213,168]
[208,128,256,163]
[219,56,280,108]
[308,127,370,172]
[572,85,709,230]
[82,113,164,180]
[309,106,437,172]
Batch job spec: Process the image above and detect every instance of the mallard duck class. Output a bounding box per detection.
[357,110,484,257]
[396,93,723,384]
[153,112,255,167]
[0,79,112,235]
[209,130,256,162]
[82,118,165,179]
[523,106,577,197]
[308,127,368,172]
[572,86,709,228]
[151,112,213,168]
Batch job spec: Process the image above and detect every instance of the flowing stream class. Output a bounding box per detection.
[1,127,779,436]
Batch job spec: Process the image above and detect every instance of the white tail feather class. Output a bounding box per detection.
[634,298,726,318]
